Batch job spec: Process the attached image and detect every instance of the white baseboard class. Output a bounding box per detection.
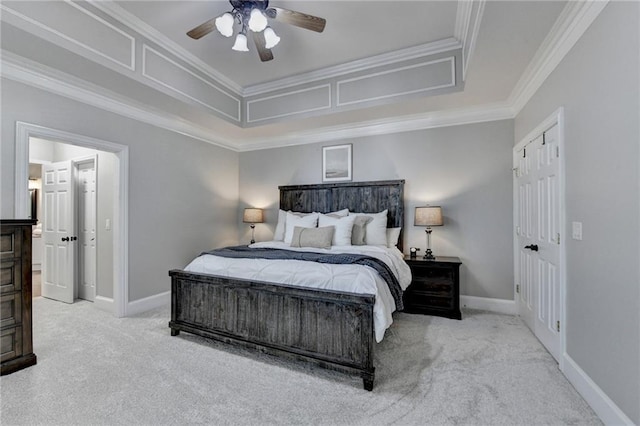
[562,354,634,425]
[94,296,114,314]
[460,295,517,315]
[126,290,170,316]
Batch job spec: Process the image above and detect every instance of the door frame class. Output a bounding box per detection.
[14,122,128,317]
[513,107,566,369]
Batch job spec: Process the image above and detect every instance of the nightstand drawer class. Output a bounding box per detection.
[406,294,453,310]
[410,266,453,281]
[409,279,452,295]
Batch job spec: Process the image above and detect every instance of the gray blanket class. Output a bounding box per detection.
[202,245,404,311]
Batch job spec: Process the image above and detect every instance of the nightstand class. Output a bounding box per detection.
[403,256,462,320]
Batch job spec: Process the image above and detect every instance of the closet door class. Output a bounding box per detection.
[514,124,561,362]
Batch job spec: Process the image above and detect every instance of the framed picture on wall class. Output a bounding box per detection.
[322,144,352,182]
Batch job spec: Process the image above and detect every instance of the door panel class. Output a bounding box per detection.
[515,124,561,362]
[42,161,75,304]
[78,161,96,302]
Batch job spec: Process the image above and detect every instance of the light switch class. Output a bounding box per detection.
[106,219,111,231]
[572,221,582,240]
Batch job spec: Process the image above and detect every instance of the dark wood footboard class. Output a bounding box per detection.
[169,269,376,390]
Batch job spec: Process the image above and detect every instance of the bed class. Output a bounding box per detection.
[169,179,405,390]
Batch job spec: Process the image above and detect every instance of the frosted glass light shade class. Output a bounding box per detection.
[248,8,268,32]
[414,206,443,226]
[264,27,280,49]
[232,33,249,51]
[215,13,234,37]
[243,208,264,224]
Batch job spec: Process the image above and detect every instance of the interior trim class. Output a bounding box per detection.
[0,2,135,72]
[141,44,242,122]
[563,354,635,425]
[14,122,129,318]
[1,51,237,151]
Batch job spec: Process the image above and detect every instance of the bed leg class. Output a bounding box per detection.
[171,328,180,336]
[363,374,374,391]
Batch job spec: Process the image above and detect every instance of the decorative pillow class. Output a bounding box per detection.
[274,209,346,241]
[318,214,356,246]
[350,210,388,246]
[290,226,334,249]
[284,212,319,244]
[351,216,373,245]
[386,227,401,248]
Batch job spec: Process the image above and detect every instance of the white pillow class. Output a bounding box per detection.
[274,209,287,241]
[350,210,388,246]
[325,208,349,217]
[386,227,401,248]
[284,212,319,244]
[274,209,347,241]
[318,214,356,246]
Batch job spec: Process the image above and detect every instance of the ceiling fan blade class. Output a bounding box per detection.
[270,7,326,33]
[252,31,274,62]
[187,18,216,40]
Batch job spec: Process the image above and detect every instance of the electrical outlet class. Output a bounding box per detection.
[106,219,111,231]
[572,221,582,240]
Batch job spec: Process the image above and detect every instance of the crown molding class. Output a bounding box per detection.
[509,0,609,114]
[88,0,243,96]
[454,0,486,81]
[235,102,515,152]
[0,0,607,153]
[0,51,238,152]
[243,37,462,97]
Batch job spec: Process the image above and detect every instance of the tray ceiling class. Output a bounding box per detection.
[0,1,578,150]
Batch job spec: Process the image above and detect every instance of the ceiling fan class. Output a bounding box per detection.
[187,0,326,62]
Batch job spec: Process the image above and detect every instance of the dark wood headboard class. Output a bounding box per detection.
[279,180,405,252]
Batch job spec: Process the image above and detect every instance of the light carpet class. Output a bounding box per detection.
[1,297,601,425]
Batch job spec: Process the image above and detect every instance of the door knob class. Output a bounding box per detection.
[61,237,69,242]
[71,236,78,241]
[524,244,539,251]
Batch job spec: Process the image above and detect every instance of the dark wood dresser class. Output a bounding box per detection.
[1,219,37,375]
[403,256,462,320]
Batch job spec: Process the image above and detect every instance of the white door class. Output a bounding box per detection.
[42,160,76,304]
[77,160,97,302]
[515,124,562,362]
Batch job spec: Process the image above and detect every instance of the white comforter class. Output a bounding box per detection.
[184,241,412,342]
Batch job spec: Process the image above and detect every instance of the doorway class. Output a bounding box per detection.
[37,152,99,304]
[14,122,129,317]
[513,108,566,364]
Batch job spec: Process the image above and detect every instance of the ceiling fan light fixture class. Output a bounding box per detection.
[248,8,268,32]
[232,32,249,51]
[215,12,234,37]
[264,27,280,49]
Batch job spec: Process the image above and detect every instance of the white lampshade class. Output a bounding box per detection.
[414,206,443,227]
[248,8,268,32]
[243,208,264,224]
[232,33,249,51]
[264,27,280,49]
[215,12,234,38]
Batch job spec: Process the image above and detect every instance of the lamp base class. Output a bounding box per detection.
[423,249,435,260]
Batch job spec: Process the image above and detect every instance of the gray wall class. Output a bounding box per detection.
[29,140,117,300]
[515,2,640,423]
[1,78,240,302]
[240,120,514,300]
